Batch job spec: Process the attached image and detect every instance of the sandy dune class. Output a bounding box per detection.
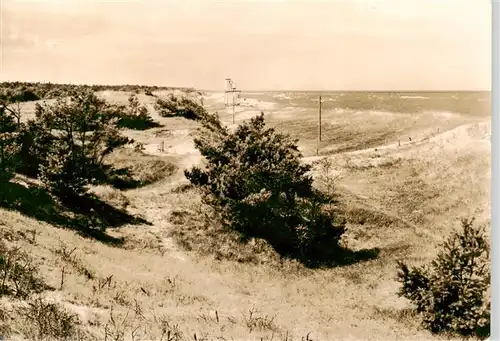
[0,90,490,341]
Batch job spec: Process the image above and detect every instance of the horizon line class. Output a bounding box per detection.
[205,89,491,93]
[0,80,490,93]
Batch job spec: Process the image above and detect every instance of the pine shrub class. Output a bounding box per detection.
[185,112,345,262]
[396,218,490,338]
[0,103,20,184]
[33,91,130,198]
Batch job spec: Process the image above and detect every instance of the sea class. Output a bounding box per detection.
[238,91,491,117]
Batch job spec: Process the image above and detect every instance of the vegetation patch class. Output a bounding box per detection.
[169,202,282,265]
[108,94,162,130]
[0,241,48,299]
[181,110,377,268]
[396,218,490,338]
[154,93,207,121]
[0,81,180,103]
[15,296,83,341]
[0,82,492,340]
[1,90,151,243]
[11,91,131,199]
[0,86,40,103]
[105,148,177,189]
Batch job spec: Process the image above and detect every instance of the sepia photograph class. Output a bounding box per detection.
[0,0,493,340]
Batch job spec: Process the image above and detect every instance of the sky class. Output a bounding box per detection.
[0,0,492,91]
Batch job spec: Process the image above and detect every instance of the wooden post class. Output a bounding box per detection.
[232,92,235,124]
[317,95,322,155]
[319,95,322,142]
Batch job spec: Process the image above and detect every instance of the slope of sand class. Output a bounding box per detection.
[0,90,489,340]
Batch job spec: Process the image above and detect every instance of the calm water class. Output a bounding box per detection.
[242,91,491,117]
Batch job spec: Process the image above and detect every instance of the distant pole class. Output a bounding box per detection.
[225,77,241,124]
[319,95,322,142]
[232,92,235,124]
[317,95,322,156]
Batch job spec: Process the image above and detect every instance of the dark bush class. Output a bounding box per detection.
[0,88,40,103]
[109,94,161,130]
[15,120,54,178]
[33,90,131,199]
[0,103,20,184]
[154,93,206,120]
[14,89,40,102]
[185,112,346,264]
[396,218,490,338]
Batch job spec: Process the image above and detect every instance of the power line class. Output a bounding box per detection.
[225,78,242,124]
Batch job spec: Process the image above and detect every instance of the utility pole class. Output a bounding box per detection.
[319,95,322,142]
[317,95,322,156]
[232,92,235,124]
[224,78,242,124]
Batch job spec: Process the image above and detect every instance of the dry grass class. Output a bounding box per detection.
[105,148,177,188]
[0,90,490,341]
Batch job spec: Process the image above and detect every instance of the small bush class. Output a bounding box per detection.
[44,89,63,99]
[396,218,490,338]
[0,87,40,103]
[14,89,40,102]
[154,93,206,120]
[134,141,145,151]
[312,157,340,209]
[0,241,46,299]
[16,296,81,341]
[111,94,161,130]
[243,307,279,333]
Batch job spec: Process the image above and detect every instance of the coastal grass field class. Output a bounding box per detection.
[0,89,490,340]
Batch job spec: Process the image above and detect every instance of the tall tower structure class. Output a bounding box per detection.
[224,78,242,123]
